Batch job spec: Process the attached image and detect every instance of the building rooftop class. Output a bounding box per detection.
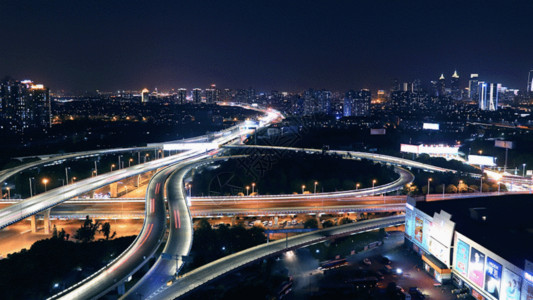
[416,194,533,268]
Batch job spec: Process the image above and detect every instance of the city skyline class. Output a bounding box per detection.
[1,1,532,92]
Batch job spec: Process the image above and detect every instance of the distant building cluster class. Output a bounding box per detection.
[0,77,51,133]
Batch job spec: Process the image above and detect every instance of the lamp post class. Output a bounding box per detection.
[523,163,527,177]
[65,167,70,186]
[129,158,133,167]
[72,177,77,184]
[6,187,10,200]
[480,175,483,193]
[458,180,463,193]
[251,183,255,195]
[356,183,360,191]
[42,178,49,192]
[29,177,34,197]
[301,185,306,194]
[427,178,432,195]
[314,181,318,194]
[246,186,250,196]
[372,179,376,196]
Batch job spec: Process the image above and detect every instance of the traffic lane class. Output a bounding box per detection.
[121,162,196,299]
[54,167,171,300]
[190,198,406,210]
[157,216,405,299]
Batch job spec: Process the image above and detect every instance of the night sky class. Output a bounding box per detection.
[1,0,532,93]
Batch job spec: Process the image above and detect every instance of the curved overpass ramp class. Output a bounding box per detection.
[156,215,404,299]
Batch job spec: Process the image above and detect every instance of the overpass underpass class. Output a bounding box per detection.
[153,215,405,299]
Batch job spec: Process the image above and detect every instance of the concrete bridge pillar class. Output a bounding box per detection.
[110,182,118,198]
[316,215,323,229]
[31,215,37,233]
[43,209,51,234]
[117,283,125,295]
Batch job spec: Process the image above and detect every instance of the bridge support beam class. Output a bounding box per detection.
[117,283,125,296]
[31,215,37,233]
[43,209,51,234]
[110,182,118,198]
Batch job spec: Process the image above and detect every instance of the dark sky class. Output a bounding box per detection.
[1,0,532,92]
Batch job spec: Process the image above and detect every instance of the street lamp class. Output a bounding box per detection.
[42,178,49,192]
[129,158,134,167]
[92,170,97,177]
[523,163,527,177]
[72,177,77,184]
[427,178,432,195]
[356,183,360,191]
[111,164,116,172]
[480,175,483,193]
[314,181,318,194]
[372,179,377,196]
[251,183,255,195]
[246,186,250,196]
[478,150,483,155]
[458,180,463,193]
[6,187,10,200]
[301,185,306,194]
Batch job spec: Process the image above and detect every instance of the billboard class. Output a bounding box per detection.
[415,216,423,243]
[405,204,414,238]
[401,144,460,155]
[484,257,502,299]
[500,268,521,300]
[401,144,420,154]
[455,239,470,276]
[495,140,514,149]
[370,128,386,135]
[429,237,450,266]
[468,155,497,166]
[423,123,440,130]
[469,247,486,288]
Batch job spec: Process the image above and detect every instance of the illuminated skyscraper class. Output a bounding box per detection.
[479,82,498,111]
[205,84,218,104]
[192,88,202,104]
[141,88,150,103]
[343,89,371,117]
[437,74,446,97]
[450,70,461,100]
[527,70,533,94]
[177,88,187,104]
[468,74,479,99]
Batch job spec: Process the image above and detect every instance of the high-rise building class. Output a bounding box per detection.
[343,89,371,117]
[468,74,479,99]
[141,88,150,103]
[437,74,446,97]
[526,70,533,94]
[0,78,50,133]
[205,88,218,104]
[479,82,499,111]
[177,88,187,104]
[192,88,202,104]
[450,70,461,100]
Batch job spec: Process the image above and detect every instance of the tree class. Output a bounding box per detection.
[74,216,100,243]
[446,184,457,193]
[100,222,111,240]
[303,218,318,229]
[378,228,387,241]
[52,225,58,239]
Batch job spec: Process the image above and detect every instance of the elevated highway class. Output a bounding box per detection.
[156,215,405,299]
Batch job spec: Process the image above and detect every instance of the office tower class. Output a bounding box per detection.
[317,89,332,115]
[247,88,256,103]
[479,82,498,111]
[527,69,533,93]
[302,89,317,115]
[205,87,218,104]
[0,78,50,133]
[468,74,479,99]
[343,89,371,117]
[192,88,202,104]
[450,70,461,100]
[437,74,446,97]
[141,88,150,103]
[177,88,187,104]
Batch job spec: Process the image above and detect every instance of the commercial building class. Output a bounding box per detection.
[343,89,371,117]
[404,195,533,300]
[177,88,187,104]
[469,74,480,100]
[479,82,499,111]
[192,88,202,104]
[0,78,51,133]
[527,70,533,95]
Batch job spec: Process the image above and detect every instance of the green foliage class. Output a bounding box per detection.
[74,216,100,242]
[339,217,353,225]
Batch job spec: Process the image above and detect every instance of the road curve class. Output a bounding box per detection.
[48,164,177,300]
[121,160,200,299]
[157,215,405,299]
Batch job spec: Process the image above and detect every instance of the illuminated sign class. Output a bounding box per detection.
[370,128,386,135]
[500,268,521,300]
[484,257,501,299]
[162,142,218,151]
[423,123,440,130]
[415,216,423,243]
[455,239,470,276]
[400,144,460,155]
[526,272,533,283]
[468,155,496,166]
[468,247,486,288]
[495,140,514,149]
[401,144,420,154]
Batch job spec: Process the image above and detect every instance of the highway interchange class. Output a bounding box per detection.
[0,103,472,299]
